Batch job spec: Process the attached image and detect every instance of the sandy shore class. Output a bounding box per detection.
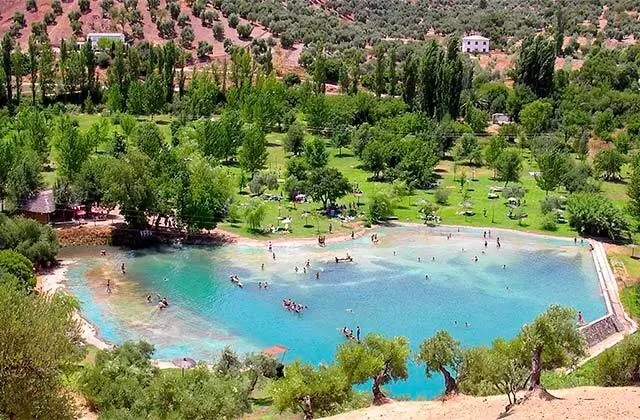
[37,260,112,351]
[220,224,368,247]
[323,386,640,419]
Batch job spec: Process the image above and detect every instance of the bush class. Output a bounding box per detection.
[13,12,26,27]
[540,195,562,214]
[78,0,90,14]
[593,334,640,386]
[25,0,37,12]
[212,22,225,41]
[177,12,190,27]
[0,215,59,266]
[44,11,56,25]
[180,25,195,47]
[280,32,295,48]
[0,250,36,292]
[541,212,558,231]
[68,10,80,22]
[434,188,450,205]
[236,23,253,39]
[51,0,63,15]
[367,192,394,223]
[566,193,628,239]
[248,172,278,195]
[283,72,301,87]
[196,41,212,59]
[228,13,240,28]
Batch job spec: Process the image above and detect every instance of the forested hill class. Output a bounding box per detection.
[311,0,640,46]
[1,0,639,54]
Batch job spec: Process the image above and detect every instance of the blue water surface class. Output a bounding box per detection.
[66,226,606,398]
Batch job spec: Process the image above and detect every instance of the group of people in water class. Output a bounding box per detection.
[342,325,361,341]
[370,233,380,244]
[229,275,243,288]
[282,299,307,314]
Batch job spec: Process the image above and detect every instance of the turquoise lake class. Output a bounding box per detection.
[65,226,607,398]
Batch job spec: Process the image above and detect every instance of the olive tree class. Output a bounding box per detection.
[519,305,585,389]
[336,333,410,405]
[270,361,352,420]
[415,330,462,395]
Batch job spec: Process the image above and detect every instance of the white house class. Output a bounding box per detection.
[86,33,125,49]
[461,35,490,53]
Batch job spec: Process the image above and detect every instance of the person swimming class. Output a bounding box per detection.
[295,266,299,273]
[261,263,264,271]
[316,271,320,280]
[425,274,429,280]
[121,263,126,274]
[418,257,421,262]
[268,241,273,251]
[272,252,276,260]
[258,281,263,288]
[146,294,152,303]
[474,256,478,262]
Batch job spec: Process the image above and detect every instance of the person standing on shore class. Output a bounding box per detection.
[356,325,361,341]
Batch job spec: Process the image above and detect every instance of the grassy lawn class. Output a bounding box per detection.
[541,358,597,390]
[44,113,633,240]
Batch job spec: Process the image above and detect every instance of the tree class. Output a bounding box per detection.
[566,193,628,239]
[78,0,90,13]
[27,37,38,106]
[38,41,56,104]
[367,192,393,224]
[0,281,82,419]
[306,168,351,210]
[555,7,566,57]
[484,135,507,177]
[0,215,58,265]
[6,150,43,207]
[271,361,352,420]
[514,35,555,97]
[398,138,440,189]
[103,151,156,228]
[52,116,92,179]
[132,121,165,159]
[243,353,278,394]
[373,45,385,97]
[519,100,553,136]
[238,126,268,175]
[496,148,523,186]
[593,333,640,386]
[197,41,212,60]
[237,23,253,39]
[535,151,570,195]
[284,122,305,155]
[212,22,225,41]
[336,333,410,405]
[304,138,329,169]
[362,141,386,179]
[0,250,35,291]
[243,199,266,231]
[177,159,234,231]
[1,34,13,104]
[594,149,626,181]
[332,125,350,157]
[519,305,586,389]
[458,133,482,165]
[416,330,462,395]
[627,158,640,222]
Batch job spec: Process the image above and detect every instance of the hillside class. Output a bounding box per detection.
[324,386,640,420]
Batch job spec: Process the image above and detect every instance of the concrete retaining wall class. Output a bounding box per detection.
[579,315,622,347]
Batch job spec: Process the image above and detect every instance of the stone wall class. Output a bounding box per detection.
[580,315,622,347]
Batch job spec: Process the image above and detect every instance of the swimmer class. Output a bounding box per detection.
[121,263,126,274]
[146,294,152,303]
[306,260,311,268]
[264,281,268,288]
[316,272,320,280]
[481,250,485,255]
[454,320,458,325]
[303,267,307,274]
[351,231,355,239]
[261,263,264,271]
[295,266,299,273]
[503,264,506,269]
[393,251,396,256]
[484,240,487,247]
[272,252,276,260]
[346,308,353,313]
[100,249,106,256]
[258,281,263,288]
[474,256,478,262]
[425,274,429,280]
[464,322,470,328]
[432,256,436,261]
[418,257,421,262]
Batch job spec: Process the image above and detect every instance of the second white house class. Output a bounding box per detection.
[461,35,490,53]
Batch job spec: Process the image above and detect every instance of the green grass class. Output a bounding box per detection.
[541,358,597,390]
[620,284,640,320]
[43,113,634,240]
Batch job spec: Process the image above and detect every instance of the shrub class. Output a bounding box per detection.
[280,31,295,48]
[283,72,300,87]
[540,212,557,231]
[197,41,212,59]
[51,0,63,15]
[44,12,56,26]
[367,192,394,223]
[228,13,239,28]
[566,193,628,239]
[180,25,195,47]
[212,22,225,41]
[78,0,90,14]
[68,10,80,22]
[25,0,37,12]
[13,12,26,27]
[540,195,562,214]
[177,12,190,27]
[236,23,253,39]
[434,188,450,205]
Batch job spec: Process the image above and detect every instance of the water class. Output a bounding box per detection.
[66,226,607,398]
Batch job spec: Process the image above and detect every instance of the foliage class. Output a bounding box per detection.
[367,192,394,223]
[243,199,266,231]
[0,249,35,291]
[593,148,626,181]
[305,138,329,169]
[306,168,352,210]
[593,333,640,386]
[238,126,268,175]
[434,189,450,205]
[514,35,555,97]
[566,193,628,239]
[495,148,523,186]
[336,333,410,404]
[416,330,462,395]
[270,361,353,420]
[0,281,82,419]
[0,215,59,265]
[285,122,305,155]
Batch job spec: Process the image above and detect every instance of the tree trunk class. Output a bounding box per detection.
[372,372,390,405]
[300,395,313,420]
[529,346,542,390]
[631,363,640,383]
[439,366,458,395]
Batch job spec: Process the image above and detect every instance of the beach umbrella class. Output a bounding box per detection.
[173,357,197,375]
